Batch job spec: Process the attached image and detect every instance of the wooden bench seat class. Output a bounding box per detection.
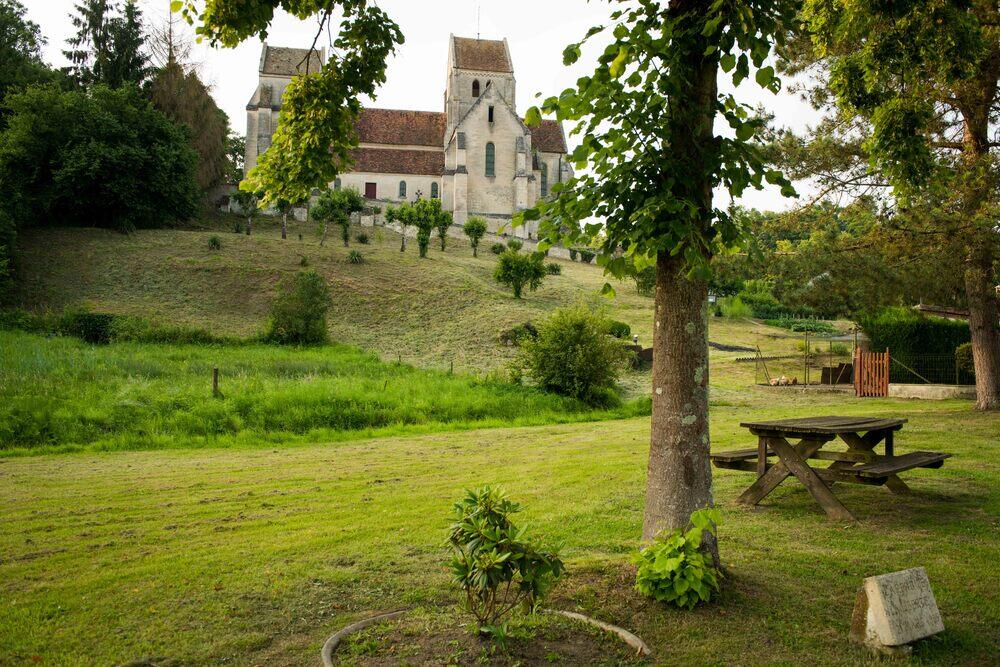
[710,448,771,463]
[852,451,951,478]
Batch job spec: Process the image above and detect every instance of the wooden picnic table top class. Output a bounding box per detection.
[739,416,907,435]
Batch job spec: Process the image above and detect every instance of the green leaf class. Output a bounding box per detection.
[735,123,755,141]
[720,53,736,72]
[755,66,775,88]
[524,107,542,127]
[169,0,183,12]
[609,46,629,79]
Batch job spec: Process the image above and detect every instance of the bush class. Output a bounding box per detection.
[447,486,563,639]
[633,265,656,297]
[569,248,578,261]
[498,322,538,346]
[634,508,722,610]
[518,305,629,405]
[489,242,506,255]
[355,232,370,245]
[605,320,631,339]
[207,235,222,250]
[545,262,562,275]
[0,308,226,345]
[763,317,836,334]
[61,310,117,344]
[346,250,364,264]
[264,270,331,345]
[108,316,221,344]
[506,238,523,252]
[494,250,546,299]
[720,296,752,319]
[857,307,970,356]
[463,217,489,257]
[739,290,788,319]
[956,343,975,379]
[578,249,596,263]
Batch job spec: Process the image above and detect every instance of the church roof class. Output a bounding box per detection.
[260,45,324,76]
[531,120,567,153]
[349,147,444,175]
[355,109,446,147]
[452,36,512,73]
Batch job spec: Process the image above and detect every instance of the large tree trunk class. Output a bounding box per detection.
[964,245,1000,409]
[643,0,718,553]
[644,253,714,542]
[281,211,288,240]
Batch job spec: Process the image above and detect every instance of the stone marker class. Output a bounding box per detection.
[850,567,944,655]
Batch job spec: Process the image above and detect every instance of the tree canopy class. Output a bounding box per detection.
[64,0,150,89]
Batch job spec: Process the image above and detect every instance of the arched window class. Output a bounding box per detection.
[540,162,548,197]
[472,79,480,97]
[430,182,439,199]
[398,180,407,198]
[485,142,495,177]
[334,178,342,190]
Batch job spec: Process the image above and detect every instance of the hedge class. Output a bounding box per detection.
[857,307,970,356]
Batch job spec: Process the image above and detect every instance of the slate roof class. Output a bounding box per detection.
[452,36,512,73]
[349,147,444,175]
[530,119,567,153]
[261,45,324,76]
[355,109,446,147]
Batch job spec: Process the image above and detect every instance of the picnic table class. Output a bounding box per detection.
[711,416,951,521]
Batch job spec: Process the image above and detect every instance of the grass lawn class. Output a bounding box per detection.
[1,392,996,665]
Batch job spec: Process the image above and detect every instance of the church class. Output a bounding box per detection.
[245,35,571,237]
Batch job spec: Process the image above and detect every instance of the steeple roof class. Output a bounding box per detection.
[451,36,512,73]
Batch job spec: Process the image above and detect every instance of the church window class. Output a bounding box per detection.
[472,79,480,97]
[431,182,439,199]
[540,162,548,197]
[488,106,494,123]
[399,180,407,198]
[485,142,495,177]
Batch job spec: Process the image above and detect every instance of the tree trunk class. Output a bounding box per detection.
[342,224,350,247]
[643,0,718,557]
[964,245,1000,409]
[319,221,327,246]
[245,216,252,236]
[281,211,288,240]
[400,228,406,252]
[473,243,478,258]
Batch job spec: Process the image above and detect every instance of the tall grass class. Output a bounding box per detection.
[0,331,649,455]
[719,296,752,319]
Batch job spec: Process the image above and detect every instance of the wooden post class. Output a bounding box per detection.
[212,367,220,397]
[757,436,768,478]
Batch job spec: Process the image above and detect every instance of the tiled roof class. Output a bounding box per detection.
[355,109,446,147]
[349,147,444,175]
[453,37,512,73]
[530,120,567,153]
[261,46,324,76]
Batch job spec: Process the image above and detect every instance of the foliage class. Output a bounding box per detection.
[545,262,561,276]
[494,250,546,299]
[634,508,722,609]
[463,216,488,257]
[577,249,595,264]
[633,265,655,297]
[346,250,364,264]
[230,190,259,234]
[313,186,364,247]
[719,296,752,319]
[447,486,564,636]
[225,131,244,185]
[506,238,523,252]
[64,0,150,88]
[568,248,577,261]
[264,270,331,345]
[207,235,221,250]
[61,310,117,344]
[605,320,631,340]
[762,318,835,334]
[858,307,971,357]
[956,343,975,379]
[388,198,450,257]
[150,58,230,194]
[518,305,629,406]
[354,232,369,245]
[490,242,506,256]
[498,322,538,347]
[0,84,199,233]
[0,0,58,106]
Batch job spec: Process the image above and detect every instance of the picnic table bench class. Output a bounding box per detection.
[711,416,951,521]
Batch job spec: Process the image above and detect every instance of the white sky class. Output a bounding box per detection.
[26,0,817,211]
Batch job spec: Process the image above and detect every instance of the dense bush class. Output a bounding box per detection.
[506,238,523,252]
[494,250,546,299]
[498,322,538,346]
[763,317,836,334]
[739,290,788,319]
[462,216,488,257]
[857,307,970,355]
[355,232,370,244]
[569,248,578,261]
[518,305,629,406]
[955,342,974,378]
[545,262,562,275]
[264,270,331,345]
[208,235,222,250]
[448,486,563,639]
[0,308,224,345]
[489,242,506,255]
[635,508,722,609]
[62,310,117,344]
[720,296,752,319]
[605,320,631,339]
[578,249,596,263]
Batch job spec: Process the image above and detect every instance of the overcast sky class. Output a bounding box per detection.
[26,0,817,211]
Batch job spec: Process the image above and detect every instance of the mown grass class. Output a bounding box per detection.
[0,330,648,456]
[1,393,995,665]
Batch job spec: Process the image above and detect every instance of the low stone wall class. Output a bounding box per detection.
[888,384,976,400]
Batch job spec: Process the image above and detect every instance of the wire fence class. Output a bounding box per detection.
[754,337,855,387]
[890,353,975,386]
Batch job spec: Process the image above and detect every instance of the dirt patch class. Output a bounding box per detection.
[334,606,647,666]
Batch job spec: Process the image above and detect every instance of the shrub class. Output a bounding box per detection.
[232,220,243,234]
[494,250,546,299]
[955,342,975,379]
[569,248,578,261]
[605,320,631,339]
[763,317,836,334]
[634,508,722,609]
[463,216,489,257]
[355,232,370,245]
[447,486,564,638]
[264,270,331,345]
[61,310,117,344]
[519,305,629,405]
[544,262,562,275]
[720,296,752,319]
[739,290,787,319]
[633,265,656,297]
[109,316,221,344]
[490,242,506,255]
[498,322,538,346]
[506,238,523,252]
[208,235,222,250]
[347,250,364,264]
[858,307,971,357]
[578,249,596,263]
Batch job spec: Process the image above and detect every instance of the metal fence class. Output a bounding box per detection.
[890,353,975,386]
[754,337,855,387]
